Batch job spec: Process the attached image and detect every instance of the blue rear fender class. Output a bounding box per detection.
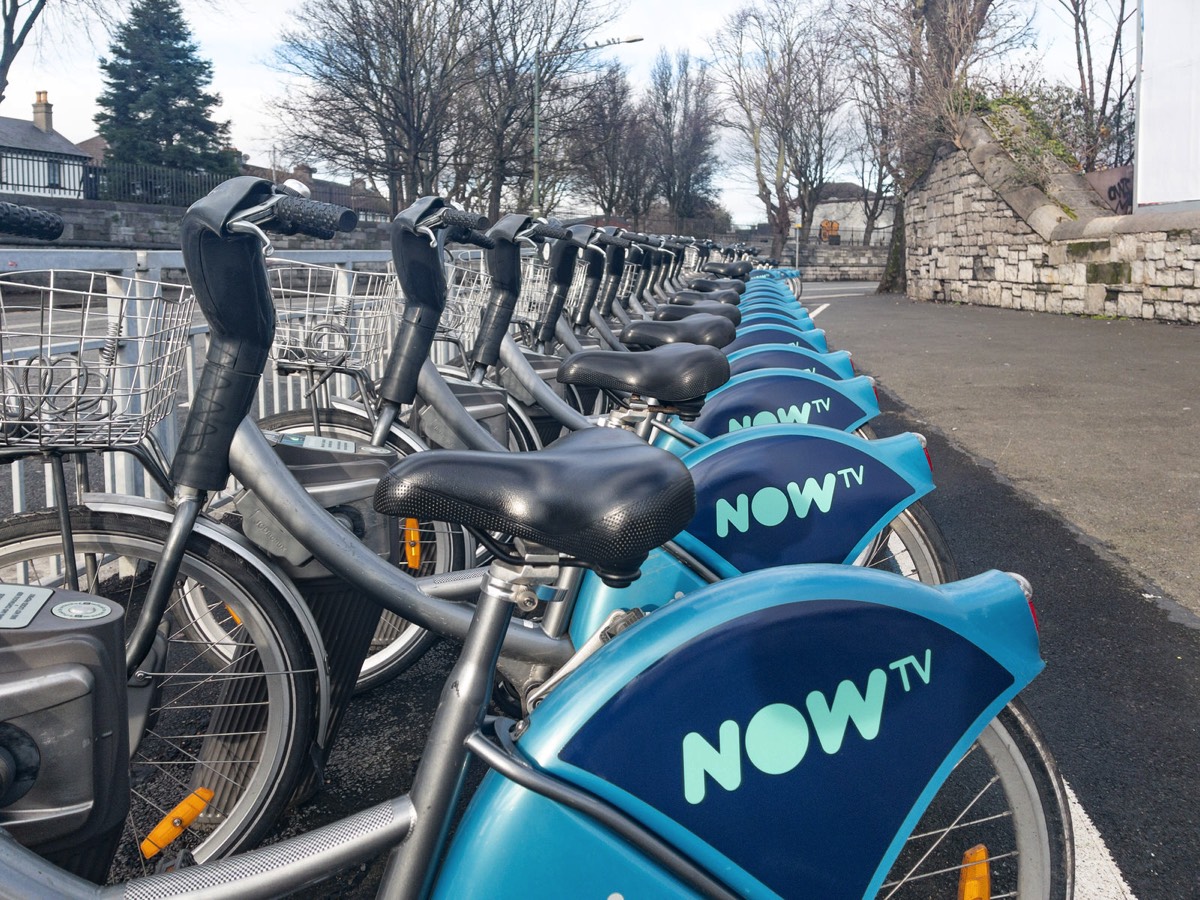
[676,425,934,578]
[436,566,1043,900]
[691,369,879,438]
[727,344,855,380]
[726,324,829,354]
[739,310,816,331]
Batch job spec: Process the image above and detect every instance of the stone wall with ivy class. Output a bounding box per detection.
[906,114,1200,324]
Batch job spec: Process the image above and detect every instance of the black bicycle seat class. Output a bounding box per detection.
[373,428,695,586]
[654,301,741,326]
[672,288,741,306]
[685,277,746,295]
[620,315,736,349]
[557,342,730,404]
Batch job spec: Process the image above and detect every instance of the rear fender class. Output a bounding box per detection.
[691,370,878,438]
[725,324,828,354]
[738,310,815,330]
[438,566,1042,900]
[727,344,855,380]
[676,425,932,577]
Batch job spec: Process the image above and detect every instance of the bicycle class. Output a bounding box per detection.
[0,184,1072,897]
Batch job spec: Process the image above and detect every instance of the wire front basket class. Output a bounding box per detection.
[0,270,195,449]
[517,252,552,330]
[269,261,399,374]
[437,257,493,365]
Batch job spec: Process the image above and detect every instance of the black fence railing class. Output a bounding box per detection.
[82,163,230,206]
[0,149,89,199]
[0,150,394,218]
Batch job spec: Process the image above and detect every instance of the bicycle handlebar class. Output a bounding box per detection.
[269,196,358,239]
[0,200,64,240]
[524,221,571,242]
[593,232,631,249]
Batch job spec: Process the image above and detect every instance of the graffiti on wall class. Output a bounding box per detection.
[1085,165,1135,215]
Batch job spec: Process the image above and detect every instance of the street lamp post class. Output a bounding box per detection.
[532,34,643,218]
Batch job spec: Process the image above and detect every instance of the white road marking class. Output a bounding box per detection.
[801,289,875,299]
[808,303,830,318]
[1066,779,1138,898]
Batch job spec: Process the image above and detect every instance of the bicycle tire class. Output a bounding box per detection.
[859,500,959,585]
[881,697,1073,899]
[255,407,468,693]
[0,508,316,878]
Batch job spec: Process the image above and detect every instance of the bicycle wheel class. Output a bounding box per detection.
[256,407,468,693]
[858,501,959,585]
[880,698,1073,899]
[0,508,316,878]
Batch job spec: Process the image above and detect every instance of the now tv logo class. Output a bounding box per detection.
[681,651,932,804]
[713,466,865,538]
[726,398,832,433]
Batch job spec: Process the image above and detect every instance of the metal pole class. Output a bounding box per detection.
[532,49,541,217]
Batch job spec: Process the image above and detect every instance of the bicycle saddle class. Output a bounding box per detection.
[685,277,746,295]
[557,342,730,407]
[373,428,695,586]
[672,288,742,305]
[620,314,736,349]
[653,300,741,326]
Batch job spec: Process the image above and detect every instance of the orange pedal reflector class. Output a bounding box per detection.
[140,787,215,859]
[404,518,422,569]
[958,843,991,900]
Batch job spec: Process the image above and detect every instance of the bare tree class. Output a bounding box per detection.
[459,0,618,220]
[564,63,646,217]
[710,3,848,258]
[0,0,119,107]
[846,96,894,245]
[274,0,485,214]
[1050,0,1136,171]
[842,0,1033,290]
[643,50,722,223]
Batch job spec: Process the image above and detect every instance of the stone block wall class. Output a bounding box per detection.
[796,244,889,281]
[906,119,1200,324]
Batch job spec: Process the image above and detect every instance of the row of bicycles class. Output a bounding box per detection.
[0,181,1073,898]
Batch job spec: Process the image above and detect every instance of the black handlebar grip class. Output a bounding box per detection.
[594,232,631,248]
[441,208,488,231]
[0,200,64,240]
[271,196,357,238]
[528,222,571,241]
[447,226,496,250]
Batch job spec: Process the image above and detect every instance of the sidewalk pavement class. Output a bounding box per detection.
[812,286,1200,620]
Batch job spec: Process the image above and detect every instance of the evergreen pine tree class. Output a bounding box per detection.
[94,0,239,174]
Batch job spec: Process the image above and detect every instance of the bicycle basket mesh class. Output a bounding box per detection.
[268,261,398,371]
[683,245,700,272]
[517,253,552,328]
[615,264,639,309]
[562,256,592,324]
[438,258,492,358]
[0,270,194,449]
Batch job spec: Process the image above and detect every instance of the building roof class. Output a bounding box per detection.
[75,135,109,165]
[0,116,89,157]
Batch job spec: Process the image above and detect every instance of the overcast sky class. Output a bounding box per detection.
[4,0,1085,225]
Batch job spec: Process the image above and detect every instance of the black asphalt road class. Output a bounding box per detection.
[270,285,1199,898]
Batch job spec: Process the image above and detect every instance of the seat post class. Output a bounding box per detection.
[377,555,559,900]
